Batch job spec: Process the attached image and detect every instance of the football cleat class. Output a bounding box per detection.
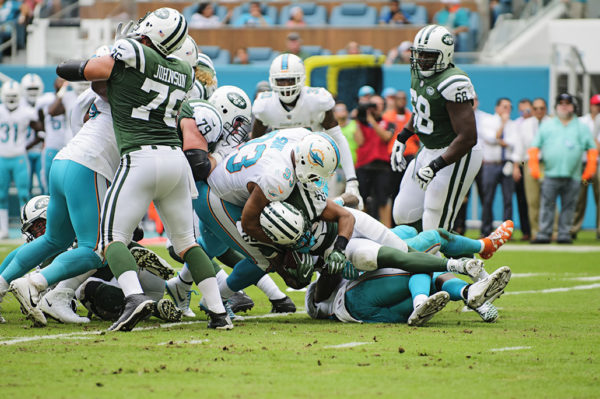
[270,296,296,313]
[9,275,47,327]
[165,276,196,318]
[199,298,237,320]
[480,220,514,259]
[474,301,499,323]
[152,298,183,323]
[206,309,233,330]
[451,258,487,281]
[130,247,175,280]
[227,291,254,313]
[407,291,450,327]
[465,266,511,310]
[39,288,90,324]
[107,294,154,332]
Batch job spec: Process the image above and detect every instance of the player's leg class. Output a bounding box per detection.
[28,152,41,195]
[14,155,30,208]
[392,157,426,226]
[42,148,58,195]
[0,157,12,237]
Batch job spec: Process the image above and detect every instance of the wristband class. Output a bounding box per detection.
[346,177,358,183]
[429,156,448,173]
[396,127,414,144]
[333,236,349,252]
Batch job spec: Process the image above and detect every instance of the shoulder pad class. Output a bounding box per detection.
[257,168,294,202]
[437,74,475,103]
[111,39,145,72]
[304,87,335,112]
[191,100,223,145]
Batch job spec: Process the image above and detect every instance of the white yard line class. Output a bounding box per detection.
[506,283,600,295]
[567,276,600,282]
[490,346,532,352]
[323,342,373,349]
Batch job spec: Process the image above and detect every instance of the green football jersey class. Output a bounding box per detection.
[108,38,193,155]
[410,66,475,149]
[177,99,223,153]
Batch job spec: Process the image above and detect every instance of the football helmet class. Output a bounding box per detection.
[132,8,188,56]
[171,35,198,69]
[21,195,49,242]
[269,53,305,104]
[260,202,308,246]
[1,81,21,111]
[410,24,454,78]
[20,74,44,106]
[208,85,252,147]
[293,134,340,192]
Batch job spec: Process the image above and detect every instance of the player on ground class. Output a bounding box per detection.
[252,54,363,207]
[391,25,483,231]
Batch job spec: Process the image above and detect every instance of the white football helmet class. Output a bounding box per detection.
[1,81,21,111]
[410,24,454,78]
[209,85,252,147]
[293,133,340,192]
[20,73,44,106]
[269,53,305,104]
[21,195,49,242]
[132,7,188,56]
[260,202,307,246]
[172,35,198,69]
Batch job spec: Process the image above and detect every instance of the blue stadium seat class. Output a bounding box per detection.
[198,46,231,65]
[183,3,228,24]
[301,45,331,57]
[231,3,278,26]
[246,47,280,65]
[379,3,428,25]
[337,45,383,56]
[329,4,377,26]
[278,3,328,26]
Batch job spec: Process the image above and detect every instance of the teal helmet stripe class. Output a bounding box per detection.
[315,133,340,169]
[281,54,289,70]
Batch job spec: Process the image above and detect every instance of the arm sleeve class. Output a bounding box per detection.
[326,125,357,181]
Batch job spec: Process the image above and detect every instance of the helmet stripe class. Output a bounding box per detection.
[262,210,296,240]
[281,54,289,71]
[423,25,437,45]
[163,16,188,53]
[316,133,340,169]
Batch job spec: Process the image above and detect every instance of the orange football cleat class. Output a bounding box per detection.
[480,220,514,259]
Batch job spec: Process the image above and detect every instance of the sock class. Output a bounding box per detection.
[441,277,469,301]
[413,294,428,309]
[215,269,229,287]
[476,240,486,253]
[439,231,484,256]
[211,259,222,274]
[227,259,265,292]
[183,246,215,284]
[29,273,49,290]
[55,270,97,291]
[446,259,464,274]
[0,209,8,233]
[217,248,245,268]
[40,248,103,286]
[116,270,144,297]
[377,246,447,273]
[0,276,8,293]
[256,274,286,300]
[105,242,138,279]
[218,278,236,300]
[178,264,193,285]
[197,277,225,314]
[409,273,431,308]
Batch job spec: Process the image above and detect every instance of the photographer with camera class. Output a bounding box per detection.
[354,95,396,226]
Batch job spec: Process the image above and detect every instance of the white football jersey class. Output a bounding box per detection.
[37,92,72,150]
[20,98,43,153]
[208,128,310,206]
[253,86,335,131]
[0,104,38,157]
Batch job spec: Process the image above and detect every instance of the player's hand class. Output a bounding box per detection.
[290,232,315,253]
[326,249,346,274]
[345,179,364,210]
[291,252,314,280]
[115,20,135,41]
[390,140,407,172]
[415,165,436,190]
[342,261,359,280]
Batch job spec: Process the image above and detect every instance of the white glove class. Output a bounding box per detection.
[114,20,136,42]
[344,179,364,210]
[415,165,436,190]
[390,140,407,172]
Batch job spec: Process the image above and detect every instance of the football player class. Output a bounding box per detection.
[0,81,43,238]
[390,25,483,231]
[55,17,230,332]
[20,73,46,195]
[252,54,363,208]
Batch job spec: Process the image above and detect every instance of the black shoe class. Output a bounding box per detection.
[153,298,182,322]
[206,310,233,330]
[227,291,254,313]
[557,238,573,244]
[270,296,296,313]
[108,294,154,332]
[531,238,550,244]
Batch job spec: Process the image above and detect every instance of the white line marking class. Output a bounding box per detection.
[502,245,600,252]
[506,283,600,295]
[324,342,373,349]
[490,346,532,352]
[512,273,553,278]
[567,276,600,282]
[0,311,307,345]
[157,339,209,346]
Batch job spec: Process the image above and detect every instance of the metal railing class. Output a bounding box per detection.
[0,21,18,63]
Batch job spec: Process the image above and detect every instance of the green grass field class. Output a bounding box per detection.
[1,236,599,399]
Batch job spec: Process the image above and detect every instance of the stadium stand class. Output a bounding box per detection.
[278,3,328,26]
[379,3,429,25]
[245,46,280,65]
[230,2,278,27]
[329,3,378,26]
[198,45,231,65]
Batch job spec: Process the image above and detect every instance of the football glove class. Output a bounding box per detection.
[326,249,346,274]
[291,252,314,280]
[415,165,436,190]
[345,179,364,210]
[390,140,407,173]
[114,20,136,41]
[342,261,359,280]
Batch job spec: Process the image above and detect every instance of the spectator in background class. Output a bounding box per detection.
[563,0,587,19]
[479,98,514,238]
[379,0,410,25]
[233,1,272,27]
[382,87,397,113]
[571,94,600,239]
[345,41,361,55]
[490,0,512,27]
[0,0,21,55]
[529,93,597,244]
[284,32,309,60]
[334,102,358,165]
[286,6,306,27]
[350,85,375,119]
[385,41,412,65]
[233,47,250,64]
[434,0,470,50]
[355,95,396,227]
[189,2,232,28]
[254,80,270,100]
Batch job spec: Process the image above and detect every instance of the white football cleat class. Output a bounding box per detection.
[466,266,511,309]
[9,275,47,326]
[475,301,499,322]
[407,291,450,327]
[39,287,90,324]
[165,276,196,318]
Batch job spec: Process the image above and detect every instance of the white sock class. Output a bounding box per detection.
[0,276,9,294]
[446,259,462,273]
[215,269,229,287]
[56,270,97,291]
[0,209,8,233]
[178,264,194,284]
[197,277,225,314]
[413,294,428,309]
[218,278,235,300]
[30,273,49,290]
[477,240,485,253]
[256,275,286,300]
[117,270,144,297]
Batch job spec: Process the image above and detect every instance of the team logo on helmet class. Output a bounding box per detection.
[154,8,170,19]
[308,144,324,167]
[34,197,49,210]
[426,86,435,95]
[227,92,247,109]
[442,34,454,46]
